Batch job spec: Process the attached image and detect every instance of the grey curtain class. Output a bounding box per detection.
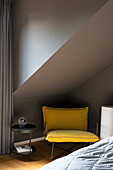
[0,0,13,154]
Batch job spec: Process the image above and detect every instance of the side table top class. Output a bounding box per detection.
[11,124,37,133]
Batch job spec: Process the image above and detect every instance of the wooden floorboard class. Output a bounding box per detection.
[0,140,87,170]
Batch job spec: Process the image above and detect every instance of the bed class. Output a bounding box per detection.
[39,136,113,170]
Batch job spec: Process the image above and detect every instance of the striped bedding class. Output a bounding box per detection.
[39,136,113,170]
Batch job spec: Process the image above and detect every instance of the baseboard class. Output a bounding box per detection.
[14,136,45,146]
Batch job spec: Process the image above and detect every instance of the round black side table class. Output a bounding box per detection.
[11,124,37,160]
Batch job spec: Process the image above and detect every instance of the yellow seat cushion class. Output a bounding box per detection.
[43,106,88,133]
[46,130,99,142]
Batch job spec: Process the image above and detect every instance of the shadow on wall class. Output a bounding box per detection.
[102,91,113,106]
[66,96,90,108]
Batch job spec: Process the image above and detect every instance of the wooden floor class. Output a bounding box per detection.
[0,140,87,170]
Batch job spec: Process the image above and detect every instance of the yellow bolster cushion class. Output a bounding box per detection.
[42,106,88,132]
[46,130,99,142]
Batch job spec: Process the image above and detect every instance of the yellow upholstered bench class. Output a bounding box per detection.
[46,130,99,143]
[42,106,99,159]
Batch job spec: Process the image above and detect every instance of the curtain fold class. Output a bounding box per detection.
[0,0,13,154]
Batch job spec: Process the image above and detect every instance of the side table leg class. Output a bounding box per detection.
[29,133,31,161]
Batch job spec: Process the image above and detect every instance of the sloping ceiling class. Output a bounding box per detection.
[14,0,113,98]
[13,0,108,90]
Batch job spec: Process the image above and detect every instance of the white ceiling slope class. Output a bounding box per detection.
[14,0,113,98]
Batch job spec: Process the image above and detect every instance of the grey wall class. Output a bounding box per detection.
[67,63,113,135]
[14,0,113,99]
[13,0,108,90]
[13,0,113,141]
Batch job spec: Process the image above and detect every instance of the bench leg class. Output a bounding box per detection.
[51,142,54,160]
